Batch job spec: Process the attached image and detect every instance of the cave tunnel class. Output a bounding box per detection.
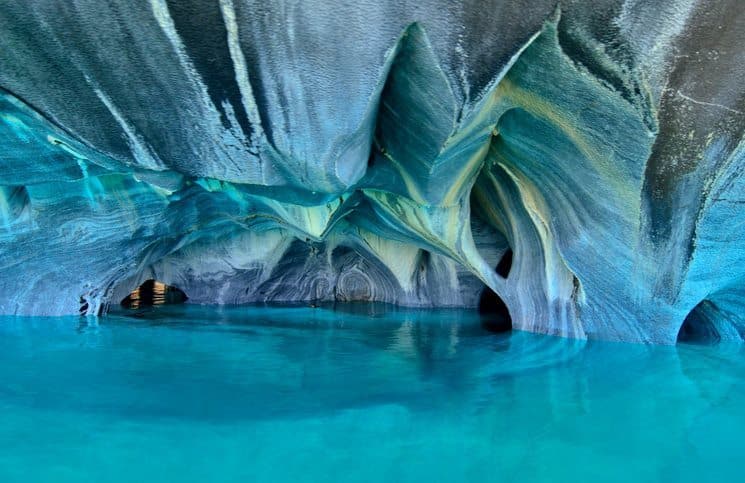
[677,300,720,344]
[120,279,188,309]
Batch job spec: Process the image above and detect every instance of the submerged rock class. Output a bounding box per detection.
[0,0,743,343]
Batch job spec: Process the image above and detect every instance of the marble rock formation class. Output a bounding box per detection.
[0,0,743,343]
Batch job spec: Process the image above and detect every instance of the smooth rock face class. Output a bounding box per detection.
[0,0,743,343]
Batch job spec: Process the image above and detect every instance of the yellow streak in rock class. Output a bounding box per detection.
[499,163,575,301]
[440,135,492,206]
[381,152,427,206]
[260,197,343,240]
[498,77,641,222]
[471,179,510,238]
[358,229,420,292]
[363,189,505,294]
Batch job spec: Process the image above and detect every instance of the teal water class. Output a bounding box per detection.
[0,304,743,483]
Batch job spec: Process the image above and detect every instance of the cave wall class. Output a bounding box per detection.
[0,0,743,343]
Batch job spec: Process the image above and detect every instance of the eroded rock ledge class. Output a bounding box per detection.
[0,0,743,343]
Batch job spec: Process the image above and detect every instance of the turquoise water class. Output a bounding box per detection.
[0,305,743,482]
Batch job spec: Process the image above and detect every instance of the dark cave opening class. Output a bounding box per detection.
[677,300,720,344]
[478,286,512,334]
[78,296,90,316]
[495,248,513,278]
[120,279,188,309]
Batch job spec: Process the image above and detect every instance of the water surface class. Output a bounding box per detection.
[0,304,742,482]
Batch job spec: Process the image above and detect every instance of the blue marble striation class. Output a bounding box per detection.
[0,0,743,343]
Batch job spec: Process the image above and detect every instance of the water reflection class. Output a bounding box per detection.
[1,305,745,480]
[0,306,741,428]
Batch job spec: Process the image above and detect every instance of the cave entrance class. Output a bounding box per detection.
[677,300,720,344]
[478,286,512,333]
[120,279,188,309]
[478,254,513,334]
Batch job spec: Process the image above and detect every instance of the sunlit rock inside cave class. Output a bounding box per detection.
[0,0,744,481]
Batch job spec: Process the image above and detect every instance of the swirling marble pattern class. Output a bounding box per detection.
[0,0,743,343]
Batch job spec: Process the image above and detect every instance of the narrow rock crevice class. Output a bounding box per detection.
[495,249,513,279]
